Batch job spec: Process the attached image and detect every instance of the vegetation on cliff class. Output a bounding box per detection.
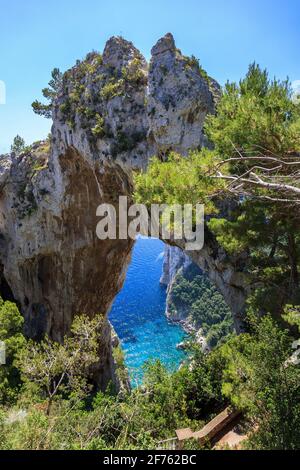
[133,63,300,448]
[135,63,300,323]
[31,45,147,152]
[167,264,233,347]
[10,135,26,155]
[32,68,63,119]
[0,296,299,449]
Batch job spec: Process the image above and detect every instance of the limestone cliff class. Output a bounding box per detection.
[160,245,193,325]
[160,246,234,350]
[160,245,192,288]
[0,33,249,387]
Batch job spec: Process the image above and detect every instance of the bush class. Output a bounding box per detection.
[0,298,26,404]
[91,114,105,138]
[100,79,124,100]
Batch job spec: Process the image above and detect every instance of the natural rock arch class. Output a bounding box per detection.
[0,34,251,386]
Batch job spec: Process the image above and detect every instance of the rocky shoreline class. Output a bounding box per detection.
[173,318,209,352]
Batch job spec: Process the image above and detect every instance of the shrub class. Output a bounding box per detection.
[100,79,124,100]
[91,114,105,138]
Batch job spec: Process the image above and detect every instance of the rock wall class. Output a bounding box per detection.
[160,246,234,352]
[0,142,134,389]
[161,245,193,324]
[0,33,250,387]
[160,240,249,334]
[160,245,192,288]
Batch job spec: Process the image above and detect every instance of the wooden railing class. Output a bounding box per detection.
[157,437,178,450]
[156,408,242,450]
[193,408,241,445]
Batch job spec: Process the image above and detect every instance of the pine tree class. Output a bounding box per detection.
[10,135,25,155]
[32,68,62,119]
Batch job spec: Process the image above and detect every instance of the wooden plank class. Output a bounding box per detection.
[193,408,241,443]
[176,428,194,441]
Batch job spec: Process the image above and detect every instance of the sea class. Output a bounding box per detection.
[109,237,187,385]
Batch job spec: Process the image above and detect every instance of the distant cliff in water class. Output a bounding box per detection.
[161,246,234,349]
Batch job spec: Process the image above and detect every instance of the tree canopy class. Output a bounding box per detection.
[134,63,300,322]
[10,135,26,155]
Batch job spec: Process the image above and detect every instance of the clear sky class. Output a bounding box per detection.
[0,0,299,153]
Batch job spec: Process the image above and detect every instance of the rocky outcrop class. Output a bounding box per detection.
[160,245,195,324]
[160,245,192,288]
[0,140,134,389]
[160,246,234,351]
[160,239,249,333]
[175,237,250,332]
[148,33,217,156]
[0,33,249,387]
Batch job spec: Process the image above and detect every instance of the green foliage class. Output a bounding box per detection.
[121,58,146,86]
[91,114,105,138]
[283,305,300,330]
[0,300,299,449]
[183,55,210,83]
[100,78,124,100]
[32,68,62,118]
[59,98,76,128]
[205,63,300,160]
[0,358,204,450]
[209,199,300,316]
[0,297,218,450]
[3,62,300,450]
[111,130,146,157]
[17,314,104,415]
[72,52,103,81]
[134,63,300,212]
[174,347,227,421]
[32,100,52,119]
[0,298,26,404]
[219,315,300,449]
[59,99,72,118]
[112,345,128,387]
[10,141,51,218]
[168,265,233,348]
[140,361,194,432]
[2,408,54,450]
[11,135,26,155]
[134,150,223,214]
[131,63,300,449]
[134,63,300,322]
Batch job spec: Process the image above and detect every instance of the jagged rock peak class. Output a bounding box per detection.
[102,36,146,69]
[151,32,176,56]
[148,33,216,154]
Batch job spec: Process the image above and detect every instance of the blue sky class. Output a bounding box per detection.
[0,0,299,153]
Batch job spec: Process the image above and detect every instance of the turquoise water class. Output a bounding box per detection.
[109,237,187,385]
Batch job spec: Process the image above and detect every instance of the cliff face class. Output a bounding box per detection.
[160,241,249,333]
[0,33,249,387]
[160,245,195,323]
[0,141,133,389]
[160,246,234,350]
[175,238,249,333]
[160,245,192,288]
